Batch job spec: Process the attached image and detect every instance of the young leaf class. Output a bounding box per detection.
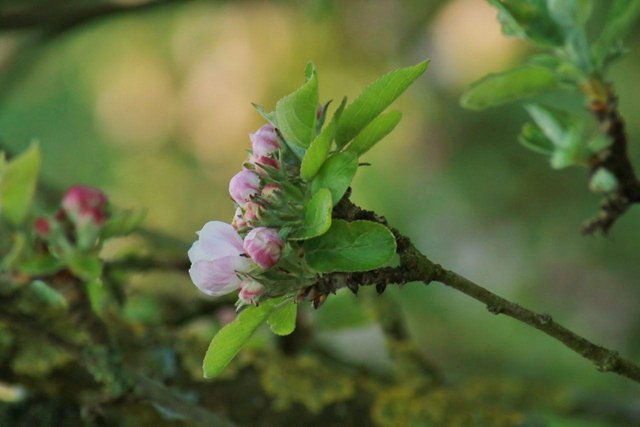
[600,0,640,45]
[67,253,102,282]
[335,60,428,147]
[310,152,358,205]
[524,104,579,147]
[345,110,402,156]
[289,188,332,240]
[547,0,592,29]
[300,98,347,181]
[303,220,397,273]
[0,143,41,225]
[461,66,559,111]
[252,103,277,125]
[203,298,281,378]
[275,64,319,149]
[101,208,147,239]
[519,122,554,156]
[267,300,297,336]
[27,280,68,311]
[488,0,564,47]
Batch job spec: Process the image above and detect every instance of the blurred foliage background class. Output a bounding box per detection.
[0,0,639,425]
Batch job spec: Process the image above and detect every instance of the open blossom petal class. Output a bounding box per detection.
[189,221,244,261]
[188,221,252,297]
[189,256,251,296]
[229,170,260,206]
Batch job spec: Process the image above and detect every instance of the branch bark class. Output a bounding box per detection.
[581,79,640,235]
[319,197,640,385]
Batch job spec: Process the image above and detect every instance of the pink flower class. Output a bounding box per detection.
[61,185,108,225]
[251,155,280,175]
[261,183,281,201]
[243,201,262,223]
[250,124,279,157]
[34,217,52,237]
[238,279,265,305]
[188,221,252,296]
[243,227,283,269]
[231,207,248,230]
[229,170,260,206]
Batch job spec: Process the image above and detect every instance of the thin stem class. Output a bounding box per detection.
[327,198,640,385]
[581,79,640,234]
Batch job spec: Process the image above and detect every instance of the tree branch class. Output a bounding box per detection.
[581,79,640,235]
[320,197,640,385]
[0,0,192,35]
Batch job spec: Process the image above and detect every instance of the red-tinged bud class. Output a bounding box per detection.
[250,124,279,157]
[261,183,281,201]
[238,279,265,305]
[243,201,262,223]
[229,170,260,207]
[34,217,52,237]
[231,207,248,230]
[61,185,108,225]
[243,227,284,269]
[251,155,280,175]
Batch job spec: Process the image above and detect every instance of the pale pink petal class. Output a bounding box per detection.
[195,221,244,259]
[189,255,251,297]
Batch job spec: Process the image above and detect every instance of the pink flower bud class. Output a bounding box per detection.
[228,170,260,206]
[243,227,283,269]
[238,279,265,305]
[188,221,252,296]
[250,124,279,158]
[231,207,248,230]
[243,201,261,223]
[261,183,281,201]
[61,185,108,225]
[34,217,52,237]
[251,155,280,175]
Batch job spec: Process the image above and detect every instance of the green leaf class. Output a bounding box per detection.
[304,220,397,273]
[101,208,147,239]
[488,0,564,47]
[519,122,554,156]
[203,298,281,378]
[461,66,559,110]
[600,0,640,45]
[267,300,297,336]
[345,110,402,156]
[524,104,579,147]
[310,152,358,205]
[18,254,64,276]
[0,143,41,225]
[289,188,332,240]
[300,98,347,181]
[547,0,592,28]
[67,253,102,281]
[275,64,319,150]
[27,280,68,311]
[589,168,618,193]
[252,103,277,124]
[335,60,428,147]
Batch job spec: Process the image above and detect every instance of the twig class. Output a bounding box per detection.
[322,197,640,385]
[0,0,191,34]
[581,80,640,234]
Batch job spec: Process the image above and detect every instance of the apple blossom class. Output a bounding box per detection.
[61,185,108,225]
[238,279,265,305]
[243,227,284,269]
[188,221,252,296]
[250,124,279,157]
[229,170,261,206]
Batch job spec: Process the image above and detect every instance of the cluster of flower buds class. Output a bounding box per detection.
[34,185,109,252]
[189,124,302,307]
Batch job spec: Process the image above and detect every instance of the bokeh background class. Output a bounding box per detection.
[1,0,639,425]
